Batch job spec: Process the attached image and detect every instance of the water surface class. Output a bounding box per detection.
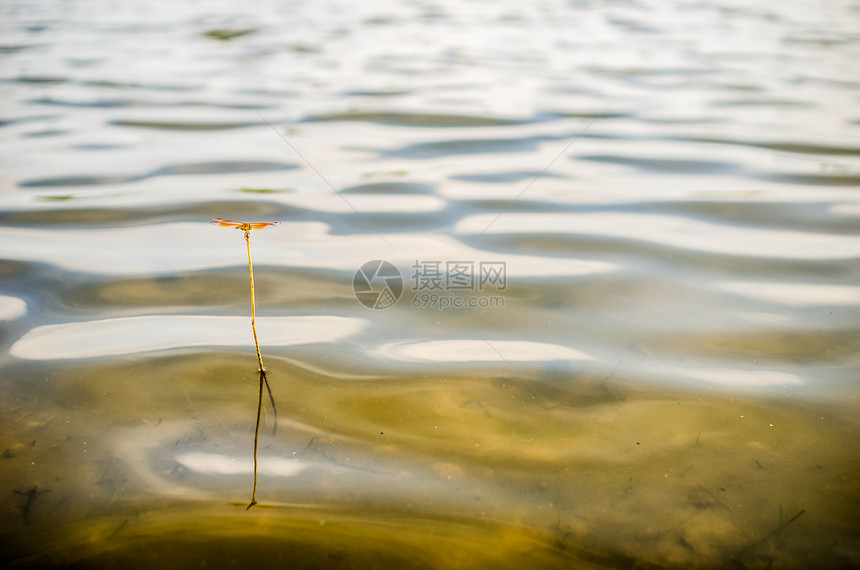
[1,0,859,568]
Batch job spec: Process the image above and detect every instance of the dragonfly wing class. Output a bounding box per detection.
[212,218,242,227]
[248,222,280,230]
[211,218,278,230]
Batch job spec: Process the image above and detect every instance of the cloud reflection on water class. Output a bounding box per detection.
[176,451,307,477]
[373,338,592,364]
[715,281,860,307]
[0,295,26,320]
[9,315,366,360]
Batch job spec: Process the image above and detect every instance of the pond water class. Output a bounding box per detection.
[1,0,859,568]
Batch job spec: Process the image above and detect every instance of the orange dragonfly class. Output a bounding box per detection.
[211,218,280,233]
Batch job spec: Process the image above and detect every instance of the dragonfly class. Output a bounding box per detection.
[212,217,280,509]
[212,217,280,235]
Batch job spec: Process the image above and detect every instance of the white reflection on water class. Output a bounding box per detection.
[455,212,860,260]
[657,363,805,388]
[0,223,619,278]
[0,223,305,276]
[9,315,366,360]
[283,193,448,213]
[176,451,307,477]
[0,295,27,320]
[716,281,860,307]
[373,339,592,363]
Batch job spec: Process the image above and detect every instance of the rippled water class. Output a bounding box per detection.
[2,0,859,568]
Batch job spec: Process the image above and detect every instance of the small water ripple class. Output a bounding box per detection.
[454,212,860,261]
[18,161,299,188]
[303,111,531,127]
[576,154,739,174]
[109,118,268,130]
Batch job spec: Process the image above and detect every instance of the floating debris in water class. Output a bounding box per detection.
[203,29,256,41]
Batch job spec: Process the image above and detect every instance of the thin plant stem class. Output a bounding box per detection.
[245,231,278,431]
[246,230,264,373]
[212,218,279,510]
[244,229,277,509]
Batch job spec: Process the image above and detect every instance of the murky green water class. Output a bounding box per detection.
[1,0,859,568]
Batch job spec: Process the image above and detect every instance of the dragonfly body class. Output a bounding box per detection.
[212,218,280,236]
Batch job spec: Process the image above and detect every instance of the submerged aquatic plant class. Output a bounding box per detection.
[212,217,280,509]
